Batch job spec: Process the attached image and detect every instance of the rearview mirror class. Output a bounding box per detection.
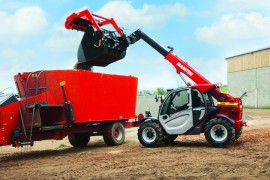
[155,95,158,102]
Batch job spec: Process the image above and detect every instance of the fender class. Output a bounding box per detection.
[140,117,159,123]
[215,114,235,126]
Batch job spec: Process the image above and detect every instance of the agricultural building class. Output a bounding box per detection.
[226,47,270,108]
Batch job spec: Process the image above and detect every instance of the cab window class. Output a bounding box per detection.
[203,93,214,106]
[191,89,205,107]
[160,90,189,115]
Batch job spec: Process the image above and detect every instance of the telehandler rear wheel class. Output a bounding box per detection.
[68,133,90,147]
[137,121,164,147]
[204,118,235,147]
[103,122,125,146]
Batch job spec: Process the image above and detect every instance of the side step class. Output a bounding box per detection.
[41,125,65,131]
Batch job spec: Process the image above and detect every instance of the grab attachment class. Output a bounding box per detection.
[65,9,129,67]
[77,26,128,67]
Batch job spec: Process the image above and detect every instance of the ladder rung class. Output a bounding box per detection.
[27,87,47,90]
[26,104,35,108]
[18,141,33,146]
[25,112,33,115]
[26,102,48,109]
[39,104,64,108]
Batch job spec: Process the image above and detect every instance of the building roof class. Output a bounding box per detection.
[226,47,270,60]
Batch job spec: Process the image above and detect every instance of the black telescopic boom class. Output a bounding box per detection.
[128,29,169,57]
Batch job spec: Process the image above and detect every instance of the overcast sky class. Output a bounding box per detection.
[1,0,270,92]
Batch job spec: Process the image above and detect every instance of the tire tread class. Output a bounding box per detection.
[204,118,235,147]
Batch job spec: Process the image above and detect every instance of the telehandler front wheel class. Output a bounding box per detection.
[233,127,243,141]
[103,122,125,146]
[204,118,235,147]
[137,121,163,147]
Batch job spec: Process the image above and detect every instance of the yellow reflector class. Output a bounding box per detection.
[32,73,37,78]
[217,102,238,108]
[60,81,66,86]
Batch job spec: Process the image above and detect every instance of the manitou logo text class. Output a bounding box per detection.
[176,62,193,76]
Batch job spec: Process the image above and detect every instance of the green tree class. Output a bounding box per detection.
[153,87,167,95]
[220,85,228,93]
[141,89,152,95]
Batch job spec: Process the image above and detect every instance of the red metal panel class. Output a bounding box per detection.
[65,9,124,36]
[192,84,215,93]
[15,70,138,124]
[0,102,20,146]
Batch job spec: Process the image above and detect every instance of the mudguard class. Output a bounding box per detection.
[140,117,159,123]
[215,114,235,126]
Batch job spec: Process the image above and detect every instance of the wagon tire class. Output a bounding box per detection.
[68,133,90,147]
[103,122,125,146]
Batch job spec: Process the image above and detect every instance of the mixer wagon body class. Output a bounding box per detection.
[0,70,138,147]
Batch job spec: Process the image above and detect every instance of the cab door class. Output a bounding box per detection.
[191,88,206,125]
[158,88,193,135]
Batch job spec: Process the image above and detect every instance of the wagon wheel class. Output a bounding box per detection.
[68,133,90,147]
[103,122,125,146]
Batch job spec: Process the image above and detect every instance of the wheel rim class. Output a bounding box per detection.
[114,127,123,141]
[142,127,157,143]
[210,124,228,142]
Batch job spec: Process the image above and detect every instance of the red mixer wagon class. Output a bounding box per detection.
[0,70,138,147]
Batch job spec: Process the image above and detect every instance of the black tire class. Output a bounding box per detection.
[234,127,243,141]
[103,122,125,146]
[163,135,178,144]
[68,133,90,147]
[137,121,164,148]
[204,118,235,147]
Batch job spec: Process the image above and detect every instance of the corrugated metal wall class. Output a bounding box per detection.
[227,48,270,108]
[227,48,270,72]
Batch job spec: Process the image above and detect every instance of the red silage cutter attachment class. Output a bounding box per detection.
[65,9,129,67]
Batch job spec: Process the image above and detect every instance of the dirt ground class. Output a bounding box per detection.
[1,109,270,179]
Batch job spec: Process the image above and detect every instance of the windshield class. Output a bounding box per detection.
[160,89,189,115]
[0,88,17,107]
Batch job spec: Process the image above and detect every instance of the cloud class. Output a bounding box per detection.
[216,0,270,12]
[195,12,270,47]
[134,57,227,90]
[0,6,47,43]
[0,48,35,89]
[188,57,227,84]
[96,1,189,30]
[0,2,25,11]
[0,5,47,89]
[0,48,34,66]
[45,8,84,53]
[45,1,188,53]
[137,71,180,91]
[45,29,82,53]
